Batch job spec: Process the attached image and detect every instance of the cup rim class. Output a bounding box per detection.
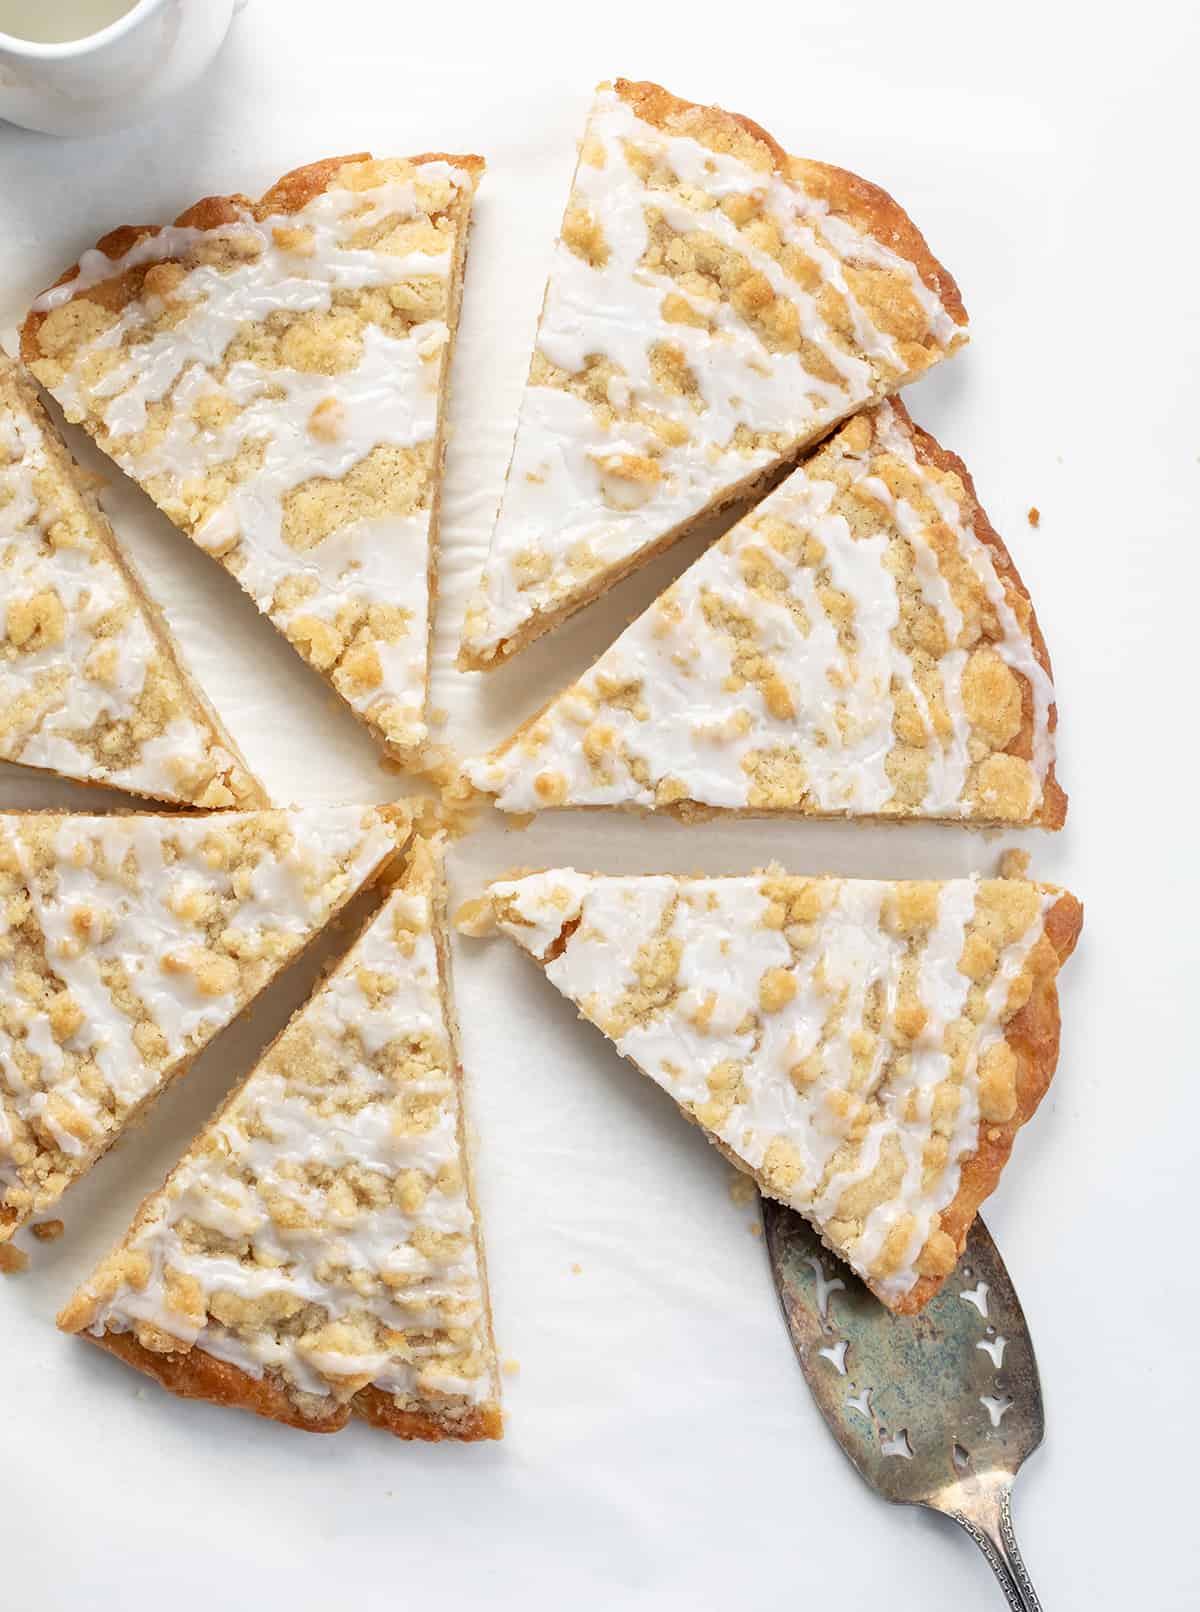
[0,0,165,58]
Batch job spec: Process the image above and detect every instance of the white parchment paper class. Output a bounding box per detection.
[0,4,1194,1608]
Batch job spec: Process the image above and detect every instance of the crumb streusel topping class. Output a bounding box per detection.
[0,362,261,806]
[0,805,404,1239]
[460,80,966,666]
[63,838,500,1431]
[465,403,1061,825]
[23,156,481,759]
[477,868,1074,1308]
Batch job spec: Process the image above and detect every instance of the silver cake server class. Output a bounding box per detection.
[762,1199,1045,1610]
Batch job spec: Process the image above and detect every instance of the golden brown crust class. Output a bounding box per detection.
[895,888,1083,1312]
[890,397,1067,831]
[414,171,480,752]
[490,868,1081,1313]
[790,158,967,324]
[251,156,371,219]
[81,1332,503,1440]
[613,77,967,328]
[20,151,486,366]
[82,1326,350,1432]
[466,399,1065,830]
[21,231,153,362]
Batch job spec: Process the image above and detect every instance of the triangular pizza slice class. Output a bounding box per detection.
[0,803,408,1240]
[464,402,1065,827]
[468,867,1081,1312]
[21,152,483,763]
[61,836,502,1441]
[0,356,264,807]
[459,78,966,668]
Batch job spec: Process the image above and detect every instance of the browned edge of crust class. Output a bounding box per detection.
[890,397,1068,830]
[0,803,411,1243]
[354,1382,503,1442]
[490,870,1082,1316]
[892,887,1084,1313]
[20,150,486,380]
[60,823,502,1443]
[613,77,967,326]
[0,356,269,809]
[465,401,1065,831]
[789,156,966,325]
[82,1326,349,1432]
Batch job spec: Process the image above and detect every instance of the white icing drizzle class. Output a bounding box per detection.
[29,160,477,755]
[461,85,965,662]
[78,854,497,1418]
[0,806,400,1224]
[486,870,1062,1305]
[0,370,252,804]
[465,401,1054,823]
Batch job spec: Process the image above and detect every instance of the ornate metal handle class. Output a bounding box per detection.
[944,1482,1042,1611]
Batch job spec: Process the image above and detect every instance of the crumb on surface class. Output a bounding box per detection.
[502,1358,521,1377]
[749,1222,763,1238]
[31,1219,65,1242]
[998,847,1031,880]
[1027,506,1040,527]
[570,1262,582,1275]
[454,895,496,938]
[728,1171,757,1208]
[0,1244,29,1274]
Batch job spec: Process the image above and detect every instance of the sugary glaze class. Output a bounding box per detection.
[465,402,1065,827]
[0,358,264,808]
[472,869,1081,1311]
[61,837,502,1442]
[0,804,408,1240]
[459,78,967,668]
[21,153,484,761]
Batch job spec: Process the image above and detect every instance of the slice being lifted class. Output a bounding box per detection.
[21,152,483,762]
[0,804,408,1241]
[465,402,1065,827]
[61,836,502,1442]
[0,357,264,808]
[459,77,967,669]
[469,868,1081,1312]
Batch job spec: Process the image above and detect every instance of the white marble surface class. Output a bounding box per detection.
[0,3,1193,1606]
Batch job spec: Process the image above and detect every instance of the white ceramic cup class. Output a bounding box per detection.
[0,0,240,137]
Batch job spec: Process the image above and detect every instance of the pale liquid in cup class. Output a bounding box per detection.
[0,0,137,44]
